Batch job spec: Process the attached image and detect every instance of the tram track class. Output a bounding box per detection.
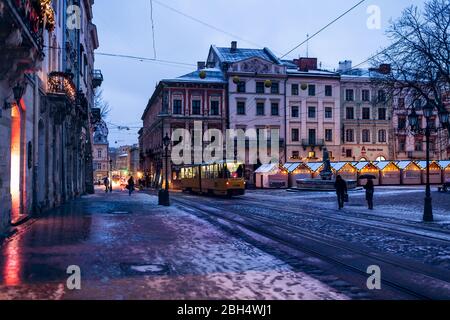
[225,196,450,243]
[172,194,450,300]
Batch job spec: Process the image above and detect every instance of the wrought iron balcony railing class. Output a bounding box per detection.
[48,72,77,102]
[302,139,325,148]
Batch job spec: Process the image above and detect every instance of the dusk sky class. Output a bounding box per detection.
[93,0,423,146]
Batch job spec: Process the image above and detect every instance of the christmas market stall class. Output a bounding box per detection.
[417,161,443,185]
[378,161,401,185]
[440,161,450,183]
[284,163,313,187]
[397,161,422,185]
[255,164,289,189]
[308,163,325,179]
[355,162,381,186]
[331,162,358,182]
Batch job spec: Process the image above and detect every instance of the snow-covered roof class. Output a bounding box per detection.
[255,163,279,174]
[396,161,418,170]
[305,163,324,172]
[331,162,353,172]
[163,68,226,84]
[354,162,370,170]
[417,161,442,170]
[283,162,302,173]
[214,46,281,65]
[376,161,399,171]
[439,160,450,169]
[287,69,340,78]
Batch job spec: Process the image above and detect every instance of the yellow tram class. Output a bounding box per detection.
[180,161,246,197]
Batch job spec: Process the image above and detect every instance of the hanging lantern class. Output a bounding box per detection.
[264,80,272,88]
[301,83,308,91]
[199,71,207,79]
[233,76,240,84]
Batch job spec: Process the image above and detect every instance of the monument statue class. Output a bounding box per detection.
[320,148,333,181]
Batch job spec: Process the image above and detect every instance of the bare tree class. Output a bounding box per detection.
[94,89,111,119]
[372,0,450,114]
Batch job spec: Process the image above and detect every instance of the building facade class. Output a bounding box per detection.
[0,0,102,236]
[140,66,227,188]
[206,42,287,176]
[285,58,341,162]
[338,62,392,162]
[392,91,450,161]
[92,120,109,184]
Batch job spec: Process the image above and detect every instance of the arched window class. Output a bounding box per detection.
[362,129,371,143]
[376,156,386,161]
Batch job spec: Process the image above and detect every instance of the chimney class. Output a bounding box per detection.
[197,61,206,70]
[293,57,318,71]
[378,64,391,74]
[338,60,352,73]
[230,41,237,53]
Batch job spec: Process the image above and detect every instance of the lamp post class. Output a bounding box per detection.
[408,104,449,222]
[4,83,26,110]
[109,159,113,193]
[158,133,171,206]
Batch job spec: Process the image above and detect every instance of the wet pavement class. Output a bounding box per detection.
[0,188,347,300]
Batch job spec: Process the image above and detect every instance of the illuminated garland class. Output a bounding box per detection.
[48,72,76,101]
[39,0,55,32]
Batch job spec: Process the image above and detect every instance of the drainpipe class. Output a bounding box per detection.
[32,74,39,216]
[284,78,287,164]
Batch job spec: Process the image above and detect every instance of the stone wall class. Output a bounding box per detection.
[0,82,12,235]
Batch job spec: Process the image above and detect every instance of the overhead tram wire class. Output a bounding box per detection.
[94,52,196,69]
[150,0,157,59]
[152,0,266,50]
[43,45,195,69]
[281,0,367,59]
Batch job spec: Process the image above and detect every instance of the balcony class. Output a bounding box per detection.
[93,69,104,88]
[302,139,325,151]
[48,72,77,102]
[0,0,55,79]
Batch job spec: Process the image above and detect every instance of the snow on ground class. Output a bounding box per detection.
[0,190,348,300]
[249,186,450,224]
[220,187,450,269]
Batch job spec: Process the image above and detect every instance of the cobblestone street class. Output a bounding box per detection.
[1,186,450,300]
[0,188,348,300]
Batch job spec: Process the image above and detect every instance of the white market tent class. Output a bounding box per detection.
[397,161,422,185]
[441,161,450,182]
[417,161,443,184]
[255,164,288,189]
[377,161,401,185]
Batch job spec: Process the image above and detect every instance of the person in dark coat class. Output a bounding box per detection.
[364,179,375,210]
[236,165,244,178]
[127,176,135,196]
[334,175,348,210]
[103,177,110,193]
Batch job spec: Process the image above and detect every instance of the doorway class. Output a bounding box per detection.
[10,104,23,223]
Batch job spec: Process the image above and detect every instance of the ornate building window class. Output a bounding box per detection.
[378,130,387,143]
[346,129,355,142]
[173,99,183,115]
[362,129,371,143]
[210,100,220,116]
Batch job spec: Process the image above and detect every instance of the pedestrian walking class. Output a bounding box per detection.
[127,176,135,196]
[236,165,244,178]
[103,177,110,193]
[364,179,375,210]
[334,175,348,210]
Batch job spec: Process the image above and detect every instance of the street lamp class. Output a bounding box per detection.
[3,83,26,110]
[158,133,171,206]
[408,104,449,222]
[109,159,113,193]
